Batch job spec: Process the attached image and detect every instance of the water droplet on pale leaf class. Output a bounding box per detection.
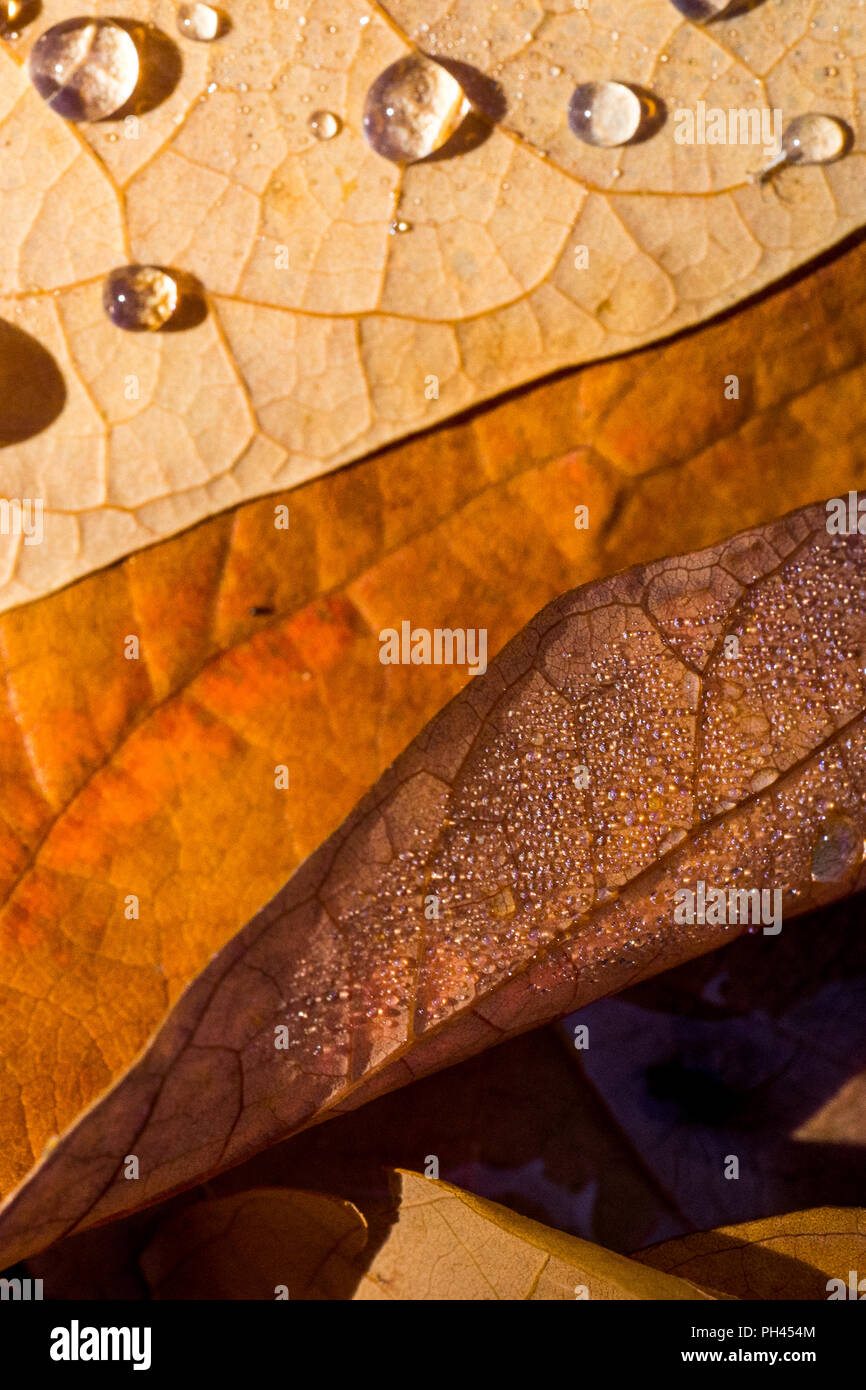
[29,19,139,121]
[782,112,848,165]
[176,2,224,41]
[389,217,412,234]
[810,813,863,882]
[568,81,650,147]
[363,53,471,163]
[103,265,179,331]
[308,109,340,140]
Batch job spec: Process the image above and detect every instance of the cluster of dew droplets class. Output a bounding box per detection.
[362,53,471,163]
[702,534,866,914]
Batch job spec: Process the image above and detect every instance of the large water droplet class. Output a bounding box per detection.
[176,3,224,42]
[568,81,650,147]
[29,19,139,122]
[103,265,179,331]
[363,53,471,163]
[308,109,340,140]
[782,112,849,165]
[756,112,850,182]
[810,813,863,882]
[668,0,735,20]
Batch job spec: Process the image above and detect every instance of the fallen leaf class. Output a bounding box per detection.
[2,497,866,1267]
[2,236,866,1214]
[139,1173,715,1300]
[1,0,863,606]
[141,1188,369,1300]
[634,1207,866,1300]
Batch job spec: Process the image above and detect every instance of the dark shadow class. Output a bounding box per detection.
[637,1223,855,1300]
[422,107,497,162]
[721,0,769,15]
[0,320,66,445]
[0,0,40,32]
[432,57,507,125]
[826,118,855,161]
[160,269,208,332]
[111,21,182,119]
[670,0,766,18]
[416,58,506,163]
[625,85,668,144]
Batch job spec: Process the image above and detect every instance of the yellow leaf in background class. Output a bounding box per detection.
[634,1207,866,1300]
[354,1171,717,1301]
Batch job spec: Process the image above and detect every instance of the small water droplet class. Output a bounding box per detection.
[749,768,778,792]
[782,112,848,164]
[810,813,863,882]
[176,2,224,41]
[668,0,735,20]
[29,18,139,122]
[388,217,412,234]
[567,81,650,147]
[103,265,179,331]
[756,112,849,182]
[489,887,516,918]
[363,53,471,163]
[308,108,340,140]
